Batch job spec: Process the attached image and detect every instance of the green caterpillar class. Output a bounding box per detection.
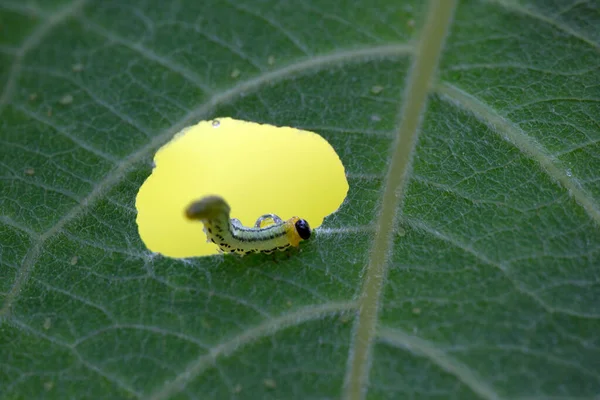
[185,195,311,256]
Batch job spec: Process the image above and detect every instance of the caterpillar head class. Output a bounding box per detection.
[294,219,311,240]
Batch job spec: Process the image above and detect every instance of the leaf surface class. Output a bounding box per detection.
[1,0,599,399]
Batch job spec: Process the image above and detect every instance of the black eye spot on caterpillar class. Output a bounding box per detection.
[185,195,311,256]
[294,219,311,240]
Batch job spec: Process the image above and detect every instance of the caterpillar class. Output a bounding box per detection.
[185,195,311,256]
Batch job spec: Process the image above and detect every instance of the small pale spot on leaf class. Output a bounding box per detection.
[231,69,241,78]
[24,168,35,176]
[70,256,78,265]
[72,63,84,72]
[59,94,73,105]
[370,85,384,94]
[263,378,276,389]
[268,55,275,65]
[43,318,52,330]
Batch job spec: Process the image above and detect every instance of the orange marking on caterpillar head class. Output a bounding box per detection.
[285,216,311,247]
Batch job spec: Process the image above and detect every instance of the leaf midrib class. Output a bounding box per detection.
[342,1,458,398]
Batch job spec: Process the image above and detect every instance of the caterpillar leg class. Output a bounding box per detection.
[202,225,211,243]
[254,214,283,228]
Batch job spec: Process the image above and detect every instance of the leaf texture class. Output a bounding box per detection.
[0,0,599,399]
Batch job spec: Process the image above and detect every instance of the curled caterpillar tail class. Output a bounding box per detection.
[185,195,231,221]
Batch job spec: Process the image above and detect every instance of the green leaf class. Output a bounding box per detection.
[1,0,599,399]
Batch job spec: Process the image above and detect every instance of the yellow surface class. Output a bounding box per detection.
[135,118,349,258]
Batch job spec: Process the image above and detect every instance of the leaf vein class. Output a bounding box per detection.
[6,317,142,397]
[223,0,311,55]
[72,323,209,349]
[79,17,214,94]
[148,274,272,318]
[0,161,82,202]
[0,0,88,115]
[161,20,264,71]
[486,0,600,51]
[0,43,411,323]
[378,327,502,400]
[507,97,600,112]
[61,232,147,260]
[412,174,566,214]
[250,270,328,301]
[14,104,118,163]
[444,62,600,76]
[32,278,117,323]
[300,124,395,137]
[554,136,600,157]
[23,67,154,138]
[0,2,46,17]
[448,344,600,380]
[148,301,357,400]
[0,215,40,238]
[435,81,600,225]
[404,217,598,319]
